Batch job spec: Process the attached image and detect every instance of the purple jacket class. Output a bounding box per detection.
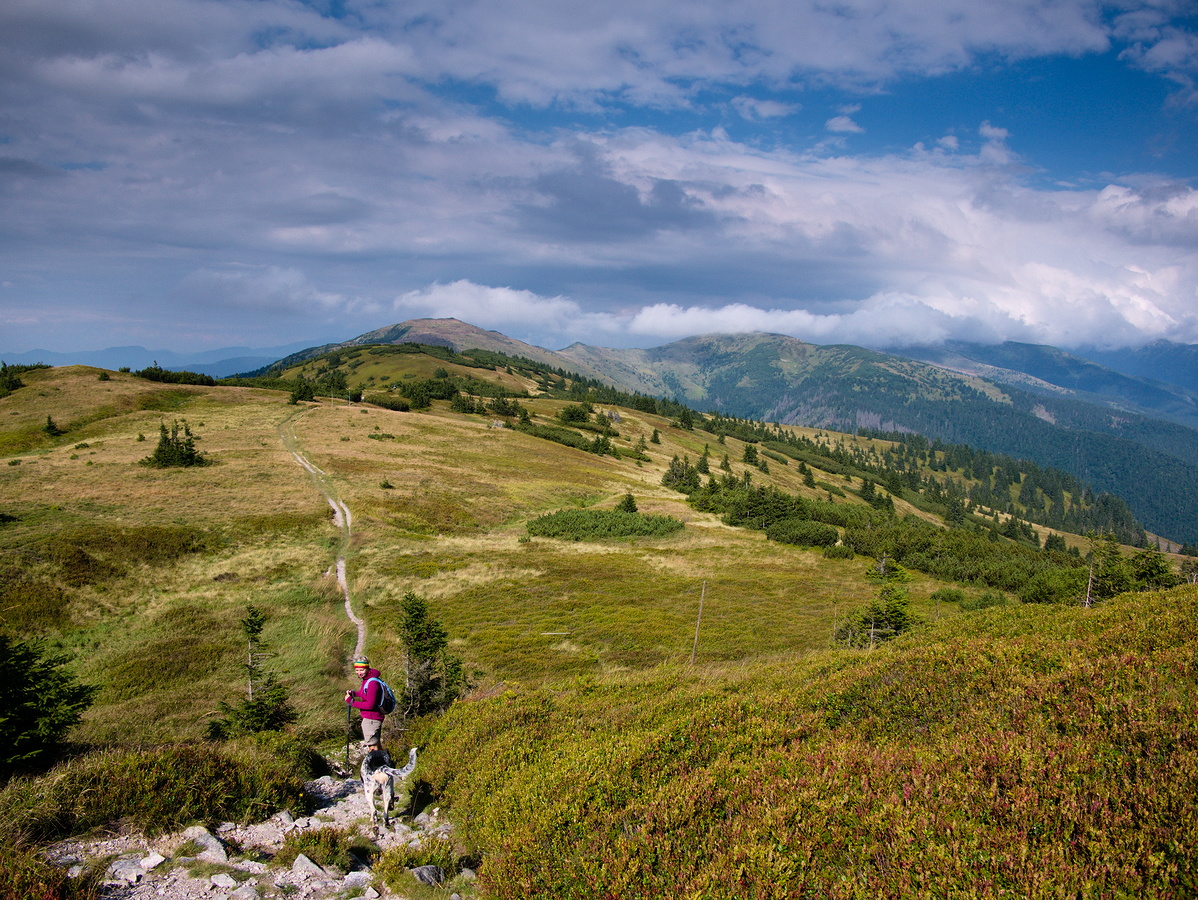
[349,667,385,720]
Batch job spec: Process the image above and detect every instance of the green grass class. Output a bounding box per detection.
[274,826,379,871]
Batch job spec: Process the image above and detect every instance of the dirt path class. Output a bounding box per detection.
[280,409,366,659]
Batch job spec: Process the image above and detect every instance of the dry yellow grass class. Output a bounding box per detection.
[1,362,967,745]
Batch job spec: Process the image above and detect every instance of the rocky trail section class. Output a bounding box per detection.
[279,409,365,658]
[47,772,473,899]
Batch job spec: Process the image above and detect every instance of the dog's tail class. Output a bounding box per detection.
[381,746,418,779]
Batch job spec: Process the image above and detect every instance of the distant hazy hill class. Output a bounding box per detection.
[1080,340,1198,394]
[890,340,1198,430]
[0,341,317,378]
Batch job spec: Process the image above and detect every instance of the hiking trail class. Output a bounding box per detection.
[280,409,366,659]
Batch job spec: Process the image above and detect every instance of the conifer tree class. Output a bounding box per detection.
[399,591,466,718]
[141,420,207,468]
[0,635,94,776]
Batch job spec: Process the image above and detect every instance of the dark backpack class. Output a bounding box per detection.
[365,677,397,715]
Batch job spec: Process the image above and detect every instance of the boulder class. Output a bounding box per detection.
[291,853,328,878]
[104,857,144,885]
[181,825,228,863]
[410,864,445,885]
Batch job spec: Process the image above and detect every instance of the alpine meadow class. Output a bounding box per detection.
[1,339,1196,899]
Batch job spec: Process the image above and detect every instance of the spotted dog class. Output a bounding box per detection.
[361,746,417,827]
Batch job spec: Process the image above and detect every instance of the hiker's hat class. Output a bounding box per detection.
[353,657,370,668]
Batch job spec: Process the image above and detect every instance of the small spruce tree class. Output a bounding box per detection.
[0,634,94,777]
[833,556,920,650]
[399,591,467,718]
[141,420,207,468]
[207,605,296,738]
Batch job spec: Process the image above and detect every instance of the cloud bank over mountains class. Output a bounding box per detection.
[1,0,1196,354]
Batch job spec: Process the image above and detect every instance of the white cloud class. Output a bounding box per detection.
[825,115,864,133]
[1,0,1196,355]
[732,96,800,120]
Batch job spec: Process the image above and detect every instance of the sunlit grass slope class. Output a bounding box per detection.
[413,585,1198,899]
[1,360,962,747]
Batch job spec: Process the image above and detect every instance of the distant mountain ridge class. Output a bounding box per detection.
[889,340,1198,430]
[261,318,614,383]
[12,317,1198,543]
[551,332,1198,544]
[0,341,318,378]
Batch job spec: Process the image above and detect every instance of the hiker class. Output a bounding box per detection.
[345,657,386,750]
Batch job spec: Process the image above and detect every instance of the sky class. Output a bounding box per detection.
[2,0,1197,356]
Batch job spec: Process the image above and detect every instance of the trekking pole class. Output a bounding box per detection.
[345,699,352,769]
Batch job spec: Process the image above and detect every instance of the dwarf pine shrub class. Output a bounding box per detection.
[0,635,94,778]
[766,517,839,547]
[526,509,684,541]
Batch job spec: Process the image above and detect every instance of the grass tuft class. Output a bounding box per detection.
[0,738,315,844]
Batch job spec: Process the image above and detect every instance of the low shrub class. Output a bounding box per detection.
[0,842,96,900]
[960,589,1008,611]
[274,826,377,871]
[365,393,410,412]
[0,740,312,844]
[822,543,856,560]
[930,587,965,604]
[766,518,839,547]
[526,509,684,541]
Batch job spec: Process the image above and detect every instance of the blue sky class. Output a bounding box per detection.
[1,0,1196,355]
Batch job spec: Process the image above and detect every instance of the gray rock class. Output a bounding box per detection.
[276,810,295,826]
[182,825,228,863]
[140,852,166,870]
[250,824,284,846]
[104,858,144,885]
[459,867,478,880]
[292,853,327,877]
[211,872,239,889]
[410,864,445,885]
[362,889,381,900]
[343,871,372,888]
[67,865,85,879]
[230,884,261,900]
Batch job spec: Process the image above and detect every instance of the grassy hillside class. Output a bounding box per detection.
[2,354,1194,898]
[1,357,974,747]
[413,584,1198,899]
